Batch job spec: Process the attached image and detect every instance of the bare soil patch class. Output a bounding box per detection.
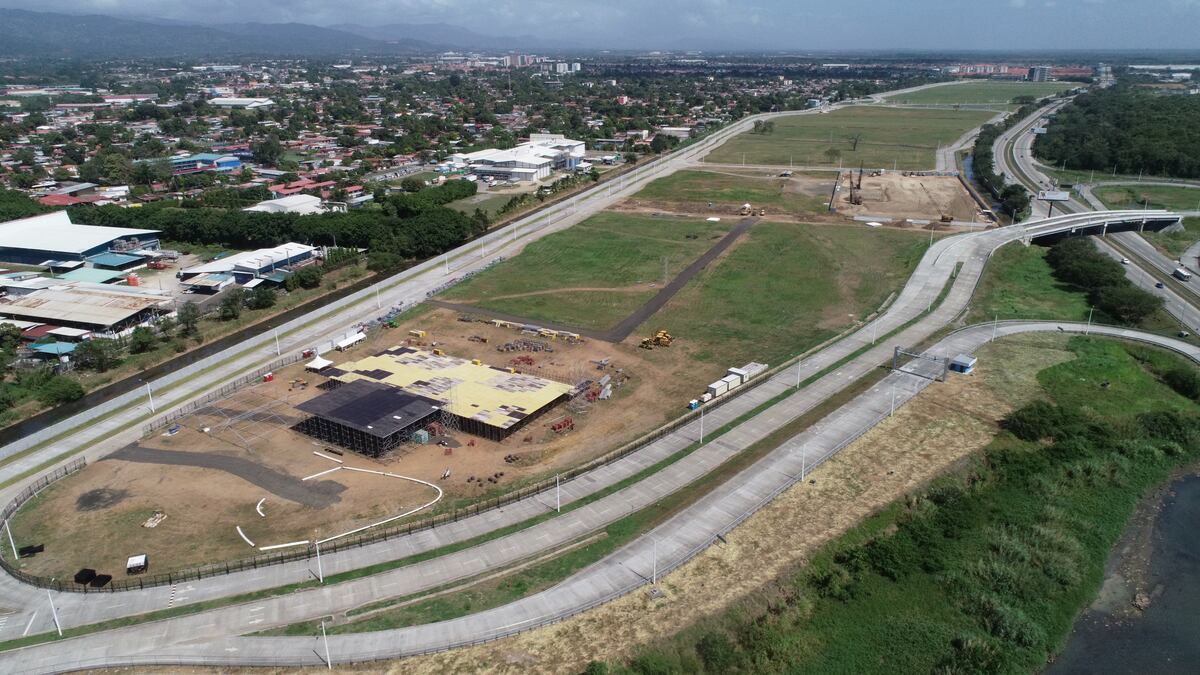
[838,172,985,223]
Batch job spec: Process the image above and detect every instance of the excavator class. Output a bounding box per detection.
[639,329,674,349]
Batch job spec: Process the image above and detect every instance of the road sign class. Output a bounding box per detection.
[1038,190,1070,202]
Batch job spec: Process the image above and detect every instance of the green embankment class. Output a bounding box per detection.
[603,336,1200,674]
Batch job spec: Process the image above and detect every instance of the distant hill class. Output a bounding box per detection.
[331,22,570,51]
[0,9,431,58]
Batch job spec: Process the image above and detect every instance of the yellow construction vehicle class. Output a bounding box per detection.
[639,329,674,350]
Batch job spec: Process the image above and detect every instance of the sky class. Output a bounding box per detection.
[3,0,1200,51]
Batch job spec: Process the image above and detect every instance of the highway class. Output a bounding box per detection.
[995,98,1200,330]
[0,80,1193,672]
[0,209,1183,673]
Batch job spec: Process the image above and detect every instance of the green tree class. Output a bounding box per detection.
[74,338,122,372]
[36,376,84,406]
[219,288,245,321]
[400,176,425,192]
[251,135,284,166]
[246,285,277,310]
[128,327,157,354]
[177,302,200,336]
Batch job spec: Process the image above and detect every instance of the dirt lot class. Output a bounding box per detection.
[9,307,728,577]
[838,172,987,223]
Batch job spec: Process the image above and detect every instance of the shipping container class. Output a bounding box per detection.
[726,367,749,384]
[721,374,742,391]
[742,362,769,379]
[707,380,729,398]
[700,392,713,403]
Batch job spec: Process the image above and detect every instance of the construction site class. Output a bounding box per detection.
[836,168,992,225]
[6,310,712,577]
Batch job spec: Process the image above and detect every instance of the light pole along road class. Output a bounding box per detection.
[0,84,1189,671]
[0,210,1186,673]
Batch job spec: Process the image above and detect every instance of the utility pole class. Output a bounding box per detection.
[795,359,802,388]
[555,474,561,513]
[1086,306,1094,335]
[321,619,332,669]
[47,590,61,637]
[890,382,896,416]
[145,383,155,413]
[992,314,998,342]
[4,519,16,558]
[652,535,662,583]
[699,406,704,444]
[273,328,281,356]
[315,540,324,583]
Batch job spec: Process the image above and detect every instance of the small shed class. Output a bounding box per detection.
[949,354,977,375]
[126,553,148,575]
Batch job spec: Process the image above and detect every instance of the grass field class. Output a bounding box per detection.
[884,81,1075,106]
[1145,216,1200,259]
[645,221,928,365]
[704,107,995,170]
[610,335,1200,674]
[631,169,832,216]
[441,212,729,330]
[447,192,513,219]
[1093,184,1200,212]
[966,241,1188,338]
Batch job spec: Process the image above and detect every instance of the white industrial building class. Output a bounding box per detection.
[208,97,275,109]
[243,194,341,216]
[447,134,585,182]
[0,211,160,266]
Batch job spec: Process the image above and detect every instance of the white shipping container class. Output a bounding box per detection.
[726,367,749,384]
[722,374,742,391]
[700,393,713,403]
[707,380,728,398]
[742,362,769,379]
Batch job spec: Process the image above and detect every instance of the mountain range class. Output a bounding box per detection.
[0,9,558,59]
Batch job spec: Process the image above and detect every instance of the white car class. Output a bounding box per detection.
[1121,258,1130,265]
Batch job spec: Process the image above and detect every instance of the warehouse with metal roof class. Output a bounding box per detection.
[293,379,444,457]
[0,211,160,266]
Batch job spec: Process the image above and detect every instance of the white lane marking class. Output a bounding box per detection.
[247,618,264,625]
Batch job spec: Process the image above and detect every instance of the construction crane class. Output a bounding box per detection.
[919,181,953,223]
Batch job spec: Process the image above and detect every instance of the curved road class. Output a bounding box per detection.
[0,209,1185,673]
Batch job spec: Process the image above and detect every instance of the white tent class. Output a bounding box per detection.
[305,356,334,372]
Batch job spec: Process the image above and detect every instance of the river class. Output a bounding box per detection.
[1047,471,1200,674]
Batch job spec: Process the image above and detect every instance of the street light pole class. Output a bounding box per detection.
[315,540,323,583]
[47,590,61,637]
[320,619,332,669]
[273,328,281,356]
[145,383,155,413]
[4,519,16,558]
[651,538,658,586]
[1086,306,1094,335]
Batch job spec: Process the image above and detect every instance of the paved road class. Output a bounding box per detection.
[7,317,1194,672]
[4,83,1174,671]
[0,209,1181,673]
[995,101,1200,323]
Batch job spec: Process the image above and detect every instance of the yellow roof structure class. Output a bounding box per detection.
[332,346,572,432]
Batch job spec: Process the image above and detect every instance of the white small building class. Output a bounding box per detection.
[657,126,694,140]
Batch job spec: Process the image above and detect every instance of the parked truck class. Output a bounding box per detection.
[1173,267,1193,282]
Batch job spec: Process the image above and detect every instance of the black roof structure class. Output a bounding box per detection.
[295,379,442,439]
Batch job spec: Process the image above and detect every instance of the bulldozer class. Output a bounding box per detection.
[639,329,674,350]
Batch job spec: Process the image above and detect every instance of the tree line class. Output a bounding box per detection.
[70,180,486,271]
[1045,236,1163,324]
[1034,86,1200,179]
[971,103,1037,220]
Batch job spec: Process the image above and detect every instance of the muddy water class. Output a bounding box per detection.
[1047,472,1200,674]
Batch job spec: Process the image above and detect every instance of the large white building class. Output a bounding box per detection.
[208,97,275,109]
[447,134,585,182]
[243,194,341,216]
